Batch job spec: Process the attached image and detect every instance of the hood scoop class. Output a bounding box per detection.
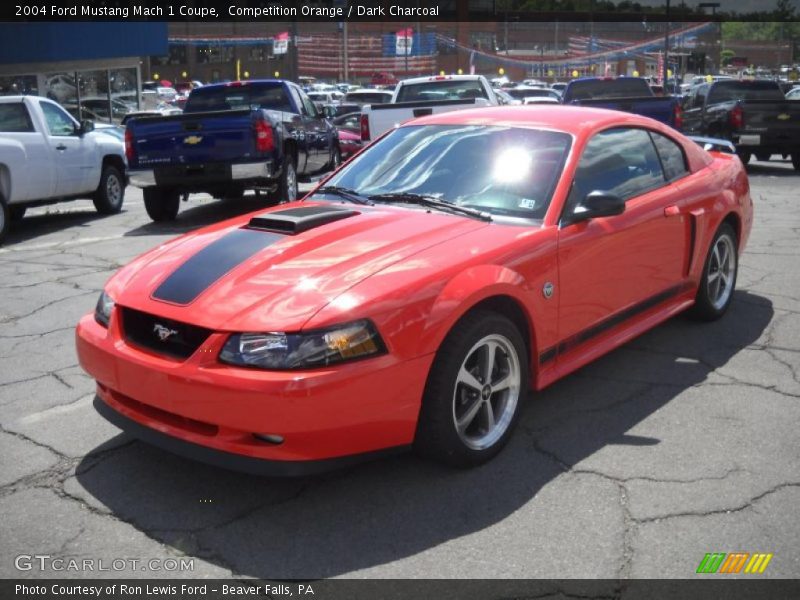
[248,205,359,235]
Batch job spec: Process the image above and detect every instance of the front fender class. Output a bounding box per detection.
[417,264,537,360]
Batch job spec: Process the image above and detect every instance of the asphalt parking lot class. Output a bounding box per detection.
[0,159,798,580]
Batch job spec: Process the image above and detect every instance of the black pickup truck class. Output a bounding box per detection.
[681,79,800,168]
[126,80,340,221]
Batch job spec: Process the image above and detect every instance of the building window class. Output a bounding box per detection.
[196,45,235,64]
[152,45,188,67]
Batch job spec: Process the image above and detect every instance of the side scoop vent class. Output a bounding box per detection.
[248,205,359,235]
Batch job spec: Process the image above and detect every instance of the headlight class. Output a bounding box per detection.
[94,291,115,327]
[219,319,386,370]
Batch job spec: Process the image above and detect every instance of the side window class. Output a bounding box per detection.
[39,101,76,136]
[0,103,34,132]
[568,128,665,208]
[288,86,304,115]
[299,92,318,118]
[693,84,708,109]
[650,132,689,181]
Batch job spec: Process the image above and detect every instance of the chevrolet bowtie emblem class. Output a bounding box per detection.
[153,323,178,341]
[183,135,203,145]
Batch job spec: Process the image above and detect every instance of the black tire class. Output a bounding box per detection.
[0,197,9,245]
[755,152,771,162]
[143,187,180,222]
[688,222,739,321]
[221,188,245,201]
[737,150,751,165]
[792,153,800,171]
[414,310,529,467]
[9,205,26,222]
[269,155,298,203]
[92,164,125,214]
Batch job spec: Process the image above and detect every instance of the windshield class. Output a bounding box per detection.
[707,81,785,104]
[323,125,571,220]
[184,83,293,113]
[396,80,489,103]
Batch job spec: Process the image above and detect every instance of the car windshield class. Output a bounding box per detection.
[184,83,293,113]
[323,125,571,220]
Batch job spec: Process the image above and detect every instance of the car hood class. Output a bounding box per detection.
[111,201,488,332]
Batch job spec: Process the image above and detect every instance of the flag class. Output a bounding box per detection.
[396,28,413,56]
[273,31,289,55]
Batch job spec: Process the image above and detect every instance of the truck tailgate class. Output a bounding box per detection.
[364,97,491,140]
[128,109,259,167]
[740,100,800,131]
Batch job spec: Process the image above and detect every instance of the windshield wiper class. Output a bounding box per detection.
[311,186,374,205]
[368,192,492,222]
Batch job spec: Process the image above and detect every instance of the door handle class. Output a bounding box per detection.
[664,205,681,217]
[55,144,67,151]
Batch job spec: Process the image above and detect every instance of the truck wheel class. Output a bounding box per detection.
[9,206,26,222]
[755,152,771,162]
[93,164,125,214]
[737,150,751,165]
[143,188,180,222]
[269,158,298,203]
[792,153,800,171]
[327,145,342,171]
[0,197,9,245]
[221,188,245,201]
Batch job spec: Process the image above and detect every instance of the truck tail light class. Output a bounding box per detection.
[124,128,135,163]
[730,104,744,130]
[360,113,370,141]
[254,119,274,153]
[673,103,683,130]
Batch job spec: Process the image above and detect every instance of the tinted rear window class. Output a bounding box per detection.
[395,80,489,103]
[184,84,294,113]
[707,81,785,104]
[344,92,391,104]
[0,103,34,132]
[567,78,652,101]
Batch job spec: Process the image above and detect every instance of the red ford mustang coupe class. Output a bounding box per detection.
[76,106,753,475]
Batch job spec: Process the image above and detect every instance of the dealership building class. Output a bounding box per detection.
[0,23,167,122]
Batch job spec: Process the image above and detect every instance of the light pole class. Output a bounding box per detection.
[663,0,670,85]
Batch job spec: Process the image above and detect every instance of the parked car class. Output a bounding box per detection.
[562,77,683,128]
[331,112,363,158]
[76,105,752,475]
[342,89,393,108]
[0,96,127,242]
[307,90,343,112]
[681,79,800,167]
[371,72,398,87]
[494,89,521,105]
[125,79,340,221]
[361,75,500,141]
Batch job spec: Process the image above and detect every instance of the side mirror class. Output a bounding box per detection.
[571,190,625,223]
[79,119,95,135]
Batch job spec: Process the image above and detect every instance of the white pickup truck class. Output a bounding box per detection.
[360,74,500,142]
[0,96,127,243]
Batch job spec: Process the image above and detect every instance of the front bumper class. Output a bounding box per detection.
[76,312,430,472]
[128,160,276,189]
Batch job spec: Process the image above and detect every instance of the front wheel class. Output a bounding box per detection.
[689,223,738,321]
[93,164,125,214]
[143,187,180,222]
[415,311,529,467]
[755,152,771,162]
[9,205,26,222]
[0,198,9,245]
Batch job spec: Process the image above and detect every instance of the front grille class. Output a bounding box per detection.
[121,307,213,360]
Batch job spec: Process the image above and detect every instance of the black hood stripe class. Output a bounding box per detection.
[152,228,283,305]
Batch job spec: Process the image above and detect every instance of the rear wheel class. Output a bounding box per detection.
[689,223,738,321]
[755,152,771,162]
[0,197,9,245]
[93,164,125,214]
[415,310,528,467]
[221,188,245,201]
[143,187,180,222]
[9,206,26,222]
[737,150,751,165]
[269,156,298,203]
[792,153,800,171]
[327,145,342,171]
